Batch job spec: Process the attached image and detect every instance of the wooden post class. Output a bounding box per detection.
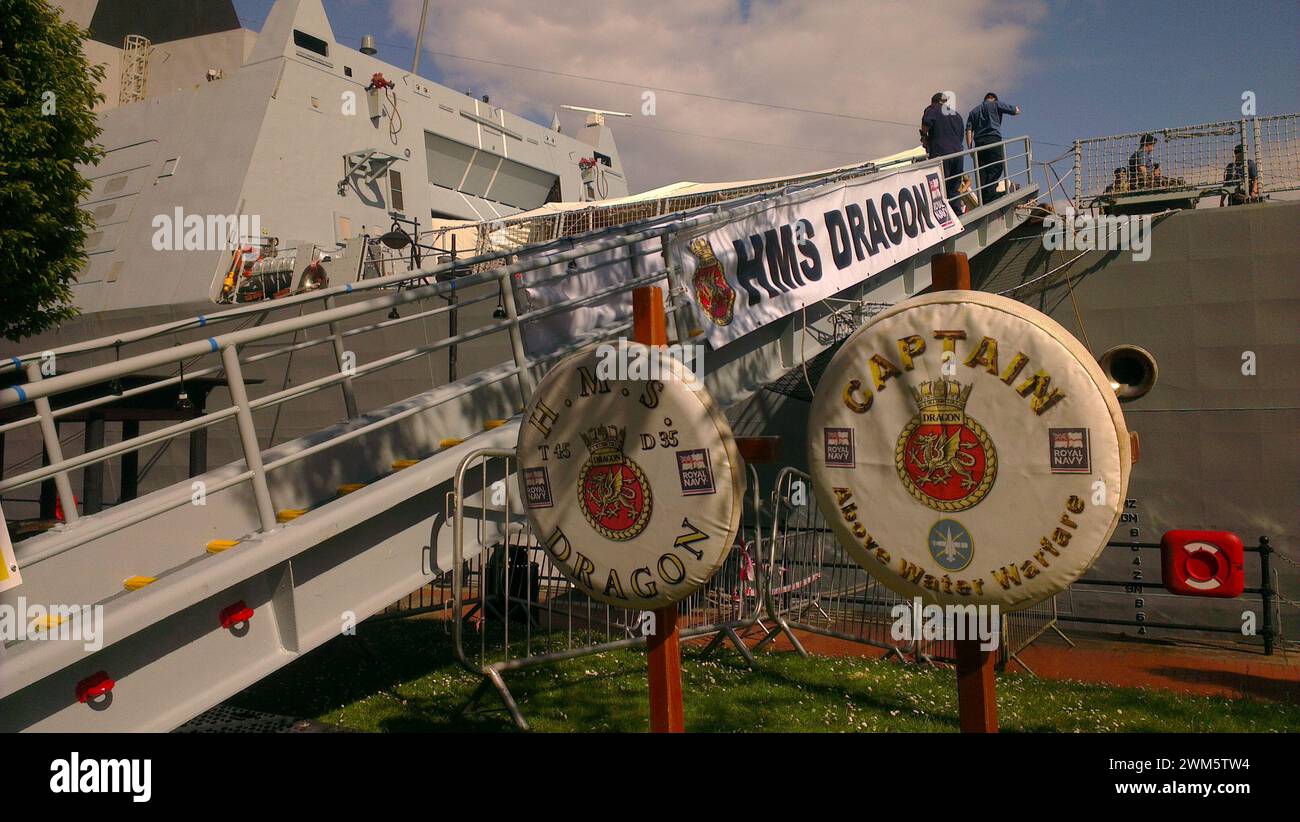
[955,633,998,733]
[930,251,998,734]
[633,285,685,733]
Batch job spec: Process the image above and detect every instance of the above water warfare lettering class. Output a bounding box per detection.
[830,486,1091,599]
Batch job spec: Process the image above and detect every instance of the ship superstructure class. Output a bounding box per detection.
[54,0,629,316]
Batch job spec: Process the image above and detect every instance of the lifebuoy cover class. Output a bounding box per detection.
[808,290,1131,611]
[517,343,745,609]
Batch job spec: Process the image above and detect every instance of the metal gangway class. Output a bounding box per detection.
[0,139,1037,730]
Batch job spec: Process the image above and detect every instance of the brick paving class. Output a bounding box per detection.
[736,626,1300,703]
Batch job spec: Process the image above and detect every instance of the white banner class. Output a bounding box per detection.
[671,166,963,346]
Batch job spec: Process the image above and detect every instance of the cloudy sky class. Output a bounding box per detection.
[232,0,1300,192]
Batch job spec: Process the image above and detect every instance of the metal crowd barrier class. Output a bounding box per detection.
[448,448,767,731]
[753,466,1072,669]
[754,467,916,660]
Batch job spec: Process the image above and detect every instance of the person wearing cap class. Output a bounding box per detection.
[1221,144,1260,206]
[920,92,966,213]
[964,92,1020,204]
[1128,134,1157,189]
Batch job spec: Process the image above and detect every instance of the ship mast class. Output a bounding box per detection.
[411,0,431,74]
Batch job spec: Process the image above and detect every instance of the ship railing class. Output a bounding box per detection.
[454,138,1033,260]
[925,137,1035,218]
[1071,113,1300,208]
[0,141,1035,562]
[447,448,768,731]
[1059,537,1280,655]
[457,159,882,259]
[0,137,1035,568]
[0,136,1031,380]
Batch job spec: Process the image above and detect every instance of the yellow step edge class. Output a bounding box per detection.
[206,539,241,553]
[31,614,66,630]
[438,438,463,448]
[483,419,507,430]
[337,483,367,495]
[276,509,307,522]
[123,576,157,591]
[391,459,419,470]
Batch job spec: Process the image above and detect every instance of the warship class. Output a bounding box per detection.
[0,0,1295,731]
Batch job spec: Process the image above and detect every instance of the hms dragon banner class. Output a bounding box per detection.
[670,166,963,347]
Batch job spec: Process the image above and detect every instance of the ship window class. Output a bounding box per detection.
[424,131,477,190]
[388,169,404,213]
[594,151,612,167]
[487,157,559,209]
[344,66,353,77]
[293,30,329,57]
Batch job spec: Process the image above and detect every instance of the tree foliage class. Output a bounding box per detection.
[0,0,104,341]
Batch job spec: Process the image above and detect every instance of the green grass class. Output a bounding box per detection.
[230,618,1299,732]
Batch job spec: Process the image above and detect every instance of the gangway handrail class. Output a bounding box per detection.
[0,158,885,371]
[0,135,1033,411]
[0,137,1032,374]
[1,136,1036,574]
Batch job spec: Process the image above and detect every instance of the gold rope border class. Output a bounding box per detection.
[578,458,654,541]
[894,416,998,513]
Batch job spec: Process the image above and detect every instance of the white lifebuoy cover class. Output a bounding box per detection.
[808,290,1130,611]
[517,343,745,609]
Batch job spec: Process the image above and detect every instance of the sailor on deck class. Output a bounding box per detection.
[965,93,1021,204]
[1221,144,1260,206]
[920,92,966,214]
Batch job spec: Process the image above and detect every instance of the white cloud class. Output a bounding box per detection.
[385,0,1046,191]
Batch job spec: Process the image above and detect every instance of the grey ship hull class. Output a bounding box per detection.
[731,199,1300,644]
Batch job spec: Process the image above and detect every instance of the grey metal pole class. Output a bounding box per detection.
[323,295,359,419]
[24,362,78,525]
[1073,140,1081,207]
[411,0,431,75]
[1252,116,1263,198]
[499,270,534,405]
[1258,536,1274,655]
[82,414,105,515]
[656,233,695,345]
[1239,118,1248,200]
[221,346,277,531]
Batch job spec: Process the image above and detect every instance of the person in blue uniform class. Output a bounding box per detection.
[920,92,966,213]
[965,93,1021,204]
[1221,144,1260,206]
